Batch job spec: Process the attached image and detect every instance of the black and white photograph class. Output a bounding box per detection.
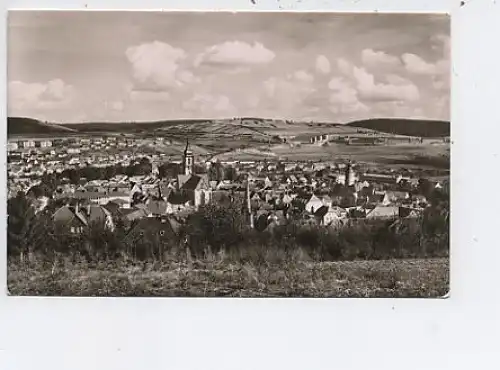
[6,11,450,297]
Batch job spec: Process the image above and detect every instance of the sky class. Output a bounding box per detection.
[8,11,450,124]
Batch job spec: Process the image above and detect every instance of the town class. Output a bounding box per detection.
[7,132,449,237]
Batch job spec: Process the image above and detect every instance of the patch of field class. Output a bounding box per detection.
[214,142,450,169]
[8,257,449,297]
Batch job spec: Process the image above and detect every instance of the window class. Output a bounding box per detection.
[160,230,165,236]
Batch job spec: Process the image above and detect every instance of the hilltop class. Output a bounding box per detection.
[8,116,450,139]
[8,117,77,136]
[346,118,450,138]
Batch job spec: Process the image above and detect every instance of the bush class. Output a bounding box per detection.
[7,196,449,264]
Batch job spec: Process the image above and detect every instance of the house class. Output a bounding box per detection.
[366,192,391,206]
[124,216,181,245]
[304,194,324,214]
[107,190,130,207]
[53,204,115,233]
[386,191,410,203]
[411,194,428,206]
[365,205,399,219]
[124,207,149,222]
[72,191,109,206]
[281,193,293,205]
[7,142,18,151]
[361,173,397,185]
[399,206,424,218]
[166,191,191,213]
[146,198,168,217]
[53,205,87,233]
[314,205,342,226]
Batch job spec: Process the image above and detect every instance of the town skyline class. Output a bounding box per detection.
[8,11,450,124]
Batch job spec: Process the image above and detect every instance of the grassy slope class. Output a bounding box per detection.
[8,257,449,297]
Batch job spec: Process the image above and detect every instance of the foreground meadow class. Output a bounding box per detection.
[8,257,449,298]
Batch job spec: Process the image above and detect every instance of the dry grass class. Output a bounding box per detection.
[8,256,449,298]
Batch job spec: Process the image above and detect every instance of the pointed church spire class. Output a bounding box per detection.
[183,138,194,176]
[184,138,191,155]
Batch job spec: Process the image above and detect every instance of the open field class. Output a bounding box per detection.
[8,257,449,297]
[212,142,450,168]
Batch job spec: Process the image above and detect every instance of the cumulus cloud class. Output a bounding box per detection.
[361,49,400,68]
[402,34,449,78]
[401,53,439,75]
[353,66,420,102]
[291,70,314,83]
[315,55,331,74]
[337,58,353,75]
[328,77,369,114]
[125,41,195,91]
[8,79,75,112]
[402,35,450,94]
[385,74,412,86]
[195,41,275,67]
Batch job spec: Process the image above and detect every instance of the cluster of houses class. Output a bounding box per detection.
[29,141,448,236]
[7,135,179,198]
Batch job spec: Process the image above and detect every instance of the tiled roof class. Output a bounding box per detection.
[366,206,399,219]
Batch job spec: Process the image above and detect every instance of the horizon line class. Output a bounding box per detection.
[7,115,451,125]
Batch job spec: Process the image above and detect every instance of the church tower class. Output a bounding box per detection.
[151,161,159,178]
[345,160,355,186]
[183,139,194,176]
[246,176,254,229]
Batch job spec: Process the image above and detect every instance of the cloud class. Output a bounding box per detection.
[353,66,420,102]
[361,49,400,67]
[328,77,369,114]
[337,58,353,75]
[402,34,449,78]
[291,70,314,83]
[401,53,440,75]
[386,74,412,86]
[8,79,75,112]
[402,36,450,94]
[125,41,193,91]
[195,41,275,67]
[315,55,331,74]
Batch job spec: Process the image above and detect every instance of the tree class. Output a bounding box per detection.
[224,166,237,181]
[418,178,434,198]
[7,193,54,257]
[183,201,246,255]
[159,163,180,179]
[61,168,80,184]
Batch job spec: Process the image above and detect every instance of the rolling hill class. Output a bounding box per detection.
[8,117,77,136]
[8,116,451,139]
[60,119,208,133]
[346,118,450,138]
